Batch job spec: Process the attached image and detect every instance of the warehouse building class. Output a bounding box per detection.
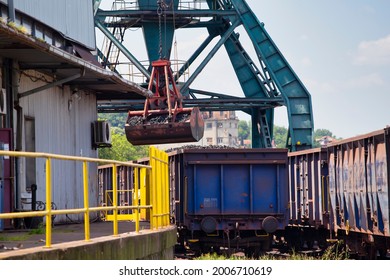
[0,0,147,226]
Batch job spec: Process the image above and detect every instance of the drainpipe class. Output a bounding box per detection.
[12,61,22,210]
[14,104,23,210]
[31,184,37,211]
[8,0,16,22]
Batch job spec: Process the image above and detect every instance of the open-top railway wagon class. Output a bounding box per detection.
[168,148,289,255]
[97,127,390,259]
[287,127,390,258]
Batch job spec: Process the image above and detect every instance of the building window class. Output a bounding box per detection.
[206,137,213,144]
[217,137,223,144]
[218,122,223,128]
[206,123,212,129]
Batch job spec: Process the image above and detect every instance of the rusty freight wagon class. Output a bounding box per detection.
[168,148,289,255]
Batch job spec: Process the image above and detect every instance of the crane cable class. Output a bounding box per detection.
[157,1,163,59]
[157,0,168,59]
[172,1,179,81]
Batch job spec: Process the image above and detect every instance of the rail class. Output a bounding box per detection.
[0,146,170,248]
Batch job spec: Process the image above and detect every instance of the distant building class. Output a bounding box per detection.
[316,135,335,147]
[0,0,148,225]
[155,111,240,151]
[243,139,252,148]
[199,111,239,147]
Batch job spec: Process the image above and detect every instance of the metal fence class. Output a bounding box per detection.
[0,146,169,248]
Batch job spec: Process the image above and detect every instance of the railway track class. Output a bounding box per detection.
[174,242,328,260]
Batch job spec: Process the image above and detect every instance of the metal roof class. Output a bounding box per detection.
[1,0,96,50]
[0,21,152,100]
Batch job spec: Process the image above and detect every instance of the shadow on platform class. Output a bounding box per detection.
[0,220,150,253]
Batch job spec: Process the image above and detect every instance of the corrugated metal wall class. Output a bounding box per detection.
[18,71,98,222]
[0,0,96,49]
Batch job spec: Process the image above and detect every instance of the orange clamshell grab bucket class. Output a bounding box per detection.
[125,59,204,145]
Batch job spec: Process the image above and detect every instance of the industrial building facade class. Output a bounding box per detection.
[0,0,147,226]
[201,111,239,147]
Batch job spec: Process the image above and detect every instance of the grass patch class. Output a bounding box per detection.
[53,228,75,234]
[0,234,30,242]
[320,241,349,260]
[196,252,251,260]
[28,223,45,235]
[195,241,349,260]
[262,241,349,260]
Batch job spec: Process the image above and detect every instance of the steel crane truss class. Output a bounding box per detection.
[94,0,314,151]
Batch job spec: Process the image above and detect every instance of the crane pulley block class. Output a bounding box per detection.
[125,59,204,145]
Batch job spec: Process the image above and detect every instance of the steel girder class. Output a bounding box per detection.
[94,0,314,151]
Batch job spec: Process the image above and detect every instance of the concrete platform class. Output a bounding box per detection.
[0,221,177,260]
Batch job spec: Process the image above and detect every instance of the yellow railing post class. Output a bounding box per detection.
[158,149,164,227]
[164,152,169,226]
[140,167,146,219]
[156,147,161,228]
[146,167,152,227]
[149,147,153,229]
[155,148,160,228]
[132,167,138,214]
[83,161,90,241]
[112,164,118,236]
[45,157,52,248]
[138,168,146,219]
[0,150,153,248]
[134,167,140,233]
[147,146,170,229]
[149,147,156,229]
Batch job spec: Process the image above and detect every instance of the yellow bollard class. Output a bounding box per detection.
[45,157,52,248]
[83,161,90,241]
[112,164,118,236]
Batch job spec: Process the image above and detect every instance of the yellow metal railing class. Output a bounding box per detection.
[0,146,170,248]
[149,147,170,229]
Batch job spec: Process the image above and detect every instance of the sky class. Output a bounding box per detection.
[97,0,390,139]
[246,0,390,139]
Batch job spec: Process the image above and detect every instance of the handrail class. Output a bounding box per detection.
[0,147,169,249]
[149,147,170,228]
[0,150,152,168]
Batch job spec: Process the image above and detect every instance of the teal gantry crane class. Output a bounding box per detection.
[94,0,314,151]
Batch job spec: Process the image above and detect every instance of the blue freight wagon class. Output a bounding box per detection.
[285,127,390,258]
[326,127,390,258]
[287,148,330,249]
[168,148,289,254]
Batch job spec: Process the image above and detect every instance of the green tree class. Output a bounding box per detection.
[273,125,288,148]
[111,126,125,136]
[97,112,149,162]
[313,128,339,148]
[98,128,148,162]
[238,120,250,145]
[314,128,335,139]
[98,113,127,128]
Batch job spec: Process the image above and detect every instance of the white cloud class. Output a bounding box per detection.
[304,78,337,95]
[301,57,312,67]
[360,4,376,15]
[344,73,384,89]
[299,34,309,41]
[352,34,390,66]
[307,73,384,96]
[175,33,208,58]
